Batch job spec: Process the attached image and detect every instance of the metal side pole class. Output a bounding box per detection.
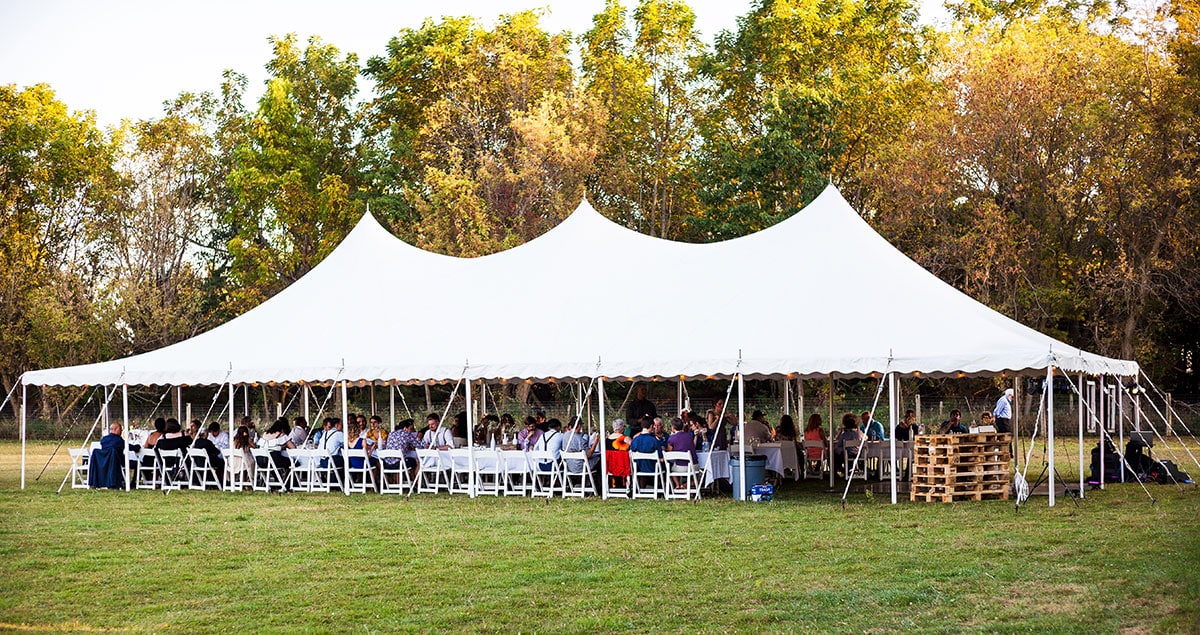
[466,377,476,498]
[1099,376,1106,491]
[599,376,608,499]
[828,374,835,489]
[889,372,898,504]
[389,383,395,429]
[1078,374,1085,499]
[340,380,348,430]
[1047,365,1056,507]
[303,385,310,427]
[20,382,27,490]
[1117,384,1125,483]
[123,383,131,491]
[737,373,746,502]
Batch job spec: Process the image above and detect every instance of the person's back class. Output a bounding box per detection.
[629,430,661,472]
[743,418,773,444]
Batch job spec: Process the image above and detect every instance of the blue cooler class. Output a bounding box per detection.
[750,483,774,502]
[729,454,768,500]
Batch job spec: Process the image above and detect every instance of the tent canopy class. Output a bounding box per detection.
[21,185,1138,387]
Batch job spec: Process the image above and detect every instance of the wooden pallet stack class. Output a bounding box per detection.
[910,433,1012,502]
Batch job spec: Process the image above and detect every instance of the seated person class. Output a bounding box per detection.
[834,413,866,476]
[665,417,698,489]
[561,417,600,474]
[939,409,968,434]
[775,414,798,442]
[383,418,420,473]
[533,419,564,471]
[89,422,128,489]
[895,410,918,440]
[189,422,225,483]
[706,399,733,450]
[208,421,230,449]
[860,411,888,441]
[289,417,309,448]
[516,416,542,451]
[421,414,454,450]
[977,412,996,430]
[803,414,828,460]
[605,419,631,489]
[154,418,192,484]
[628,418,663,475]
[739,410,774,445]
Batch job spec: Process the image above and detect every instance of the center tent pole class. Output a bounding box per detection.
[783,378,790,416]
[599,375,608,499]
[370,384,376,416]
[244,384,249,418]
[889,372,898,504]
[466,376,476,498]
[1047,365,1056,508]
[737,373,746,502]
[389,383,395,429]
[175,386,182,422]
[1099,376,1106,491]
[677,379,683,416]
[1118,383,1125,483]
[1078,374,1085,499]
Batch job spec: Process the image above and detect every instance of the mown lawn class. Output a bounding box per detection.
[0,441,1197,633]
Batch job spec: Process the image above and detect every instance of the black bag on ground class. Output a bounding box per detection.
[1148,460,1192,485]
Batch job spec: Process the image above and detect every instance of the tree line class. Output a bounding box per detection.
[3,0,1198,415]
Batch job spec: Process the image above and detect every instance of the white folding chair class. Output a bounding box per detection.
[136,449,158,489]
[377,450,414,495]
[842,446,867,481]
[341,448,376,494]
[803,440,828,479]
[286,448,315,492]
[560,451,595,498]
[224,448,253,491]
[156,449,185,491]
[68,447,90,489]
[629,451,664,499]
[415,449,450,494]
[186,448,222,490]
[475,449,504,496]
[663,451,701,500]
[251,448,287,492]
[502,450,531,496]
[310,449,338,492]
[526,450,562,498]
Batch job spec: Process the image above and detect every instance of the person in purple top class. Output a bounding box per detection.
[666,417,697,463]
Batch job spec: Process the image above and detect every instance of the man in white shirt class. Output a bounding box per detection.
[421,414,454,450]
[207,422,230,449]
[322,418,345,469]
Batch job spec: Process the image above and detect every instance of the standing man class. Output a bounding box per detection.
[626,385,657,430]
[993,388,1014,434]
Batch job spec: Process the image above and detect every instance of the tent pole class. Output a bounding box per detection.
[783,378,790,417]
[828,374,835,488]
[797,378,804,421]
[122,384,131,491]
[243,384,249,418]
[228,382,235,443]
[1078,374,1085,499]
[175,386,182,422]
[1118,383,1125,484]
[1134,386,1141,433]
[599,375,608,499]
[737,373,746,502]
[371,384,376,416]
[1098,376,1105,491]
[303,385,310,428]
[677,379,683,416]
[19,382,26,490]
[389,383,396,429]
[1047,365,1056,507]
[889,372,897,504]
[340,381,348,430]
[466,377,475,498]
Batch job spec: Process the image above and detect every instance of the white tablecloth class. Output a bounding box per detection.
[697,450,730,486]
[730,443,801,480]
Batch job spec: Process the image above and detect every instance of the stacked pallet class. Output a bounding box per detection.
[910,433,1011,502]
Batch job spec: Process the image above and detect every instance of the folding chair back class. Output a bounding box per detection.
[415,449,449,494]
[525,450,561,497]
[68,448,90,489]
[559,451,595,498]
[187,448,222,490]
[501,450,530,496]
[475,449,504,496]
[663,451,700,500]
[156,449,185,491]
[341,448,375,494]
[629,451,664,499]
[376,449,413,495]
[803,440,828,479]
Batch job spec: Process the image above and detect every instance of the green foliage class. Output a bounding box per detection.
[223,34,363,310]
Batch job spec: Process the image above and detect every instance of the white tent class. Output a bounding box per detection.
[21,184,1136,387]
[17,184,1138,504]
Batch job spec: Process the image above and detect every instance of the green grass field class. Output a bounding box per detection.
[1,441,1197,633]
